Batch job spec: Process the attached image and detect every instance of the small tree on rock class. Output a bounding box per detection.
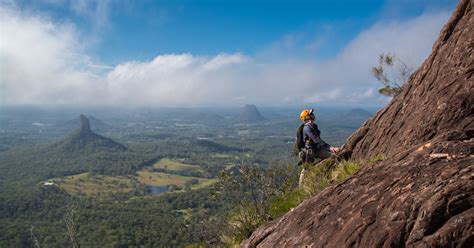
[372,53,414,97]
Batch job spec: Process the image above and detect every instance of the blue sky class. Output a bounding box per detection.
[0,0,457,106]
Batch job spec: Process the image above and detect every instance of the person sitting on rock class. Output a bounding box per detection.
[298,109,339,185]
[300,109,339,162]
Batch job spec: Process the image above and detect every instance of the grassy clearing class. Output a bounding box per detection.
[51,170,218,197]
[136,170,217,188]
[153,158,205,173]
[50,173,136,196]
[136,171,196,186]
[48,159,219,197]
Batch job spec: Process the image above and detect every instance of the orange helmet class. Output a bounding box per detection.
[300,109,314,122]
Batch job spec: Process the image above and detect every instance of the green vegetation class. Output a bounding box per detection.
[0,107,370,247]
[215,163,300,246]
[302,154,384,197]
[331,160,362,182]
[372,53,413,97]
[268,189,305,219]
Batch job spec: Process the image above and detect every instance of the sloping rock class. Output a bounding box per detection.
[342,0,473,161]
[243,0,473,247]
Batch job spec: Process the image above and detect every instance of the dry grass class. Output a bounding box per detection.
[136,171,193,186]
[153,158,204,173]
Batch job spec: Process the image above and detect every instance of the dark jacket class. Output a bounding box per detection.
[303,122,329,150]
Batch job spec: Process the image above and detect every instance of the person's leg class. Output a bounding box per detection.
[305,148,314,163]
[299,167,306,187]
[315,148,332,160]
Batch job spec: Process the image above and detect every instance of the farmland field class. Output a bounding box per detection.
[136,170,213,188]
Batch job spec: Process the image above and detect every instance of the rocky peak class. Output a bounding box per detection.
[243,0,473,247]
[54,114,126,152]
[79,114,91,132]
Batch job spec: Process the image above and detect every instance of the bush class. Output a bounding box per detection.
[372,53,413,97]
[268,189,305,219]
[217,163,300,245]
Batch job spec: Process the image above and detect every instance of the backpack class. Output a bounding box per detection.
[293,123,305,156]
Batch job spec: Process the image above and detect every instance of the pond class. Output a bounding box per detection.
[148,185,170,195]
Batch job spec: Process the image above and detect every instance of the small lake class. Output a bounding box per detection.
[148,185,169,195]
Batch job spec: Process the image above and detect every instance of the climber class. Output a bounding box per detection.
[296,108,339,186]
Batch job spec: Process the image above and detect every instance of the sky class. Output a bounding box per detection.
[0,0,457,107]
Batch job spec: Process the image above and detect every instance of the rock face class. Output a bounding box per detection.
[237,104,265,123]
[243,1,473,247]
[342,0,473,161]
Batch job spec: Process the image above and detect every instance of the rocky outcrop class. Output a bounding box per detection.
[79,114,91,132]
[60,114,111,132]
[243,0,473,247]
[53,114,126,152]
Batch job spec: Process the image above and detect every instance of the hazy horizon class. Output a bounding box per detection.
[1,0,457,107]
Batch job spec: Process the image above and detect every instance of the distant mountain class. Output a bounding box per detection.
[52,114,126,152]
[344,108,372,119]
[237,104,265,123]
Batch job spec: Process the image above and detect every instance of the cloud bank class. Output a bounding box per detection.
[0,4,450,106]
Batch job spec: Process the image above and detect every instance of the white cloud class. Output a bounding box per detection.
[0,4,450,106]
[0,5,101,104]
